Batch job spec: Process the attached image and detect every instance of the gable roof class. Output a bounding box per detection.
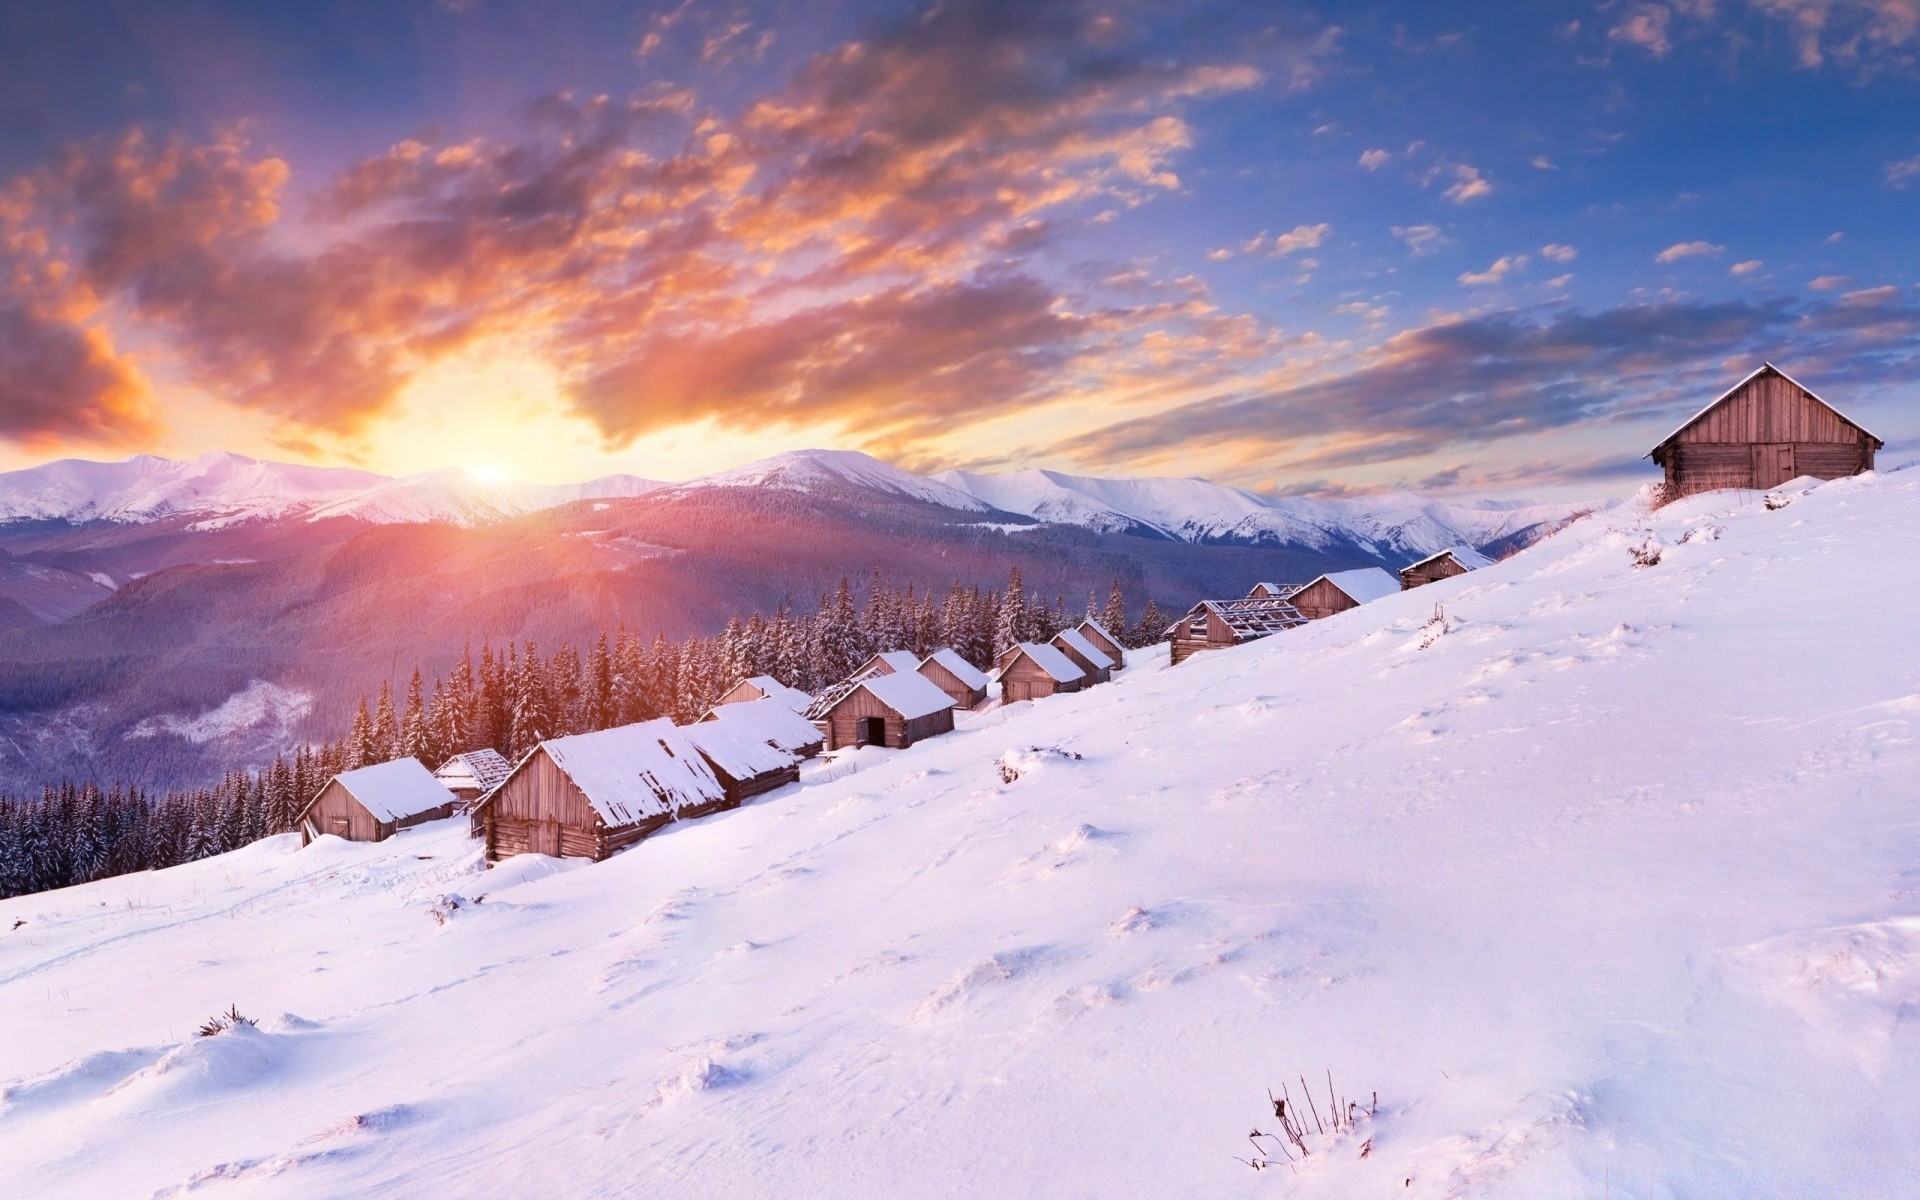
[921,647,989,691]
[1075,617,1121,648]
[733,675,813,713]
[1051,627,1114,669]
[857,650,924,678]
[701,696,825,754]
[316,757,457,824]
[683,719,800,781]
[1306,566,1401,606]
[530,719,727,826]
[1168,596,1308,640]
[434,749,512,794]
[992,640,1084,684]
[1403,545,1495,573]
[857,669,959,720]
[1647,362,1883,456]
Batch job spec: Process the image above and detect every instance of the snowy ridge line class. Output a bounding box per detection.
[1,471,1918,1194]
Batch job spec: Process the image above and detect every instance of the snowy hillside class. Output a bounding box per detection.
[4,468,1916,1196]
[936,465,1606,557]
[670,448,994,512]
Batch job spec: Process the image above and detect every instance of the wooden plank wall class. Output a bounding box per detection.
[1400,558,1468,590]
[1049,639,1111,684]
[1672,373,1864,445]
[918,661,986,709]
[1291,577,1359,620]
[999,655,1083,701]
[304,780,386,843]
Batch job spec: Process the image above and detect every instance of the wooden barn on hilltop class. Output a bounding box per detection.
[474,719,731,863]
[1648,362,1882,497]
[917,648,990,710]
[1165,596,1307,665]
[808,671,957,751]
[993,641,1086,701]
[1400,546,1494,591]
[299,758,457,845]
[1289,567,1400,620]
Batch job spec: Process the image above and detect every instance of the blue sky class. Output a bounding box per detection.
[0,0,1913,499]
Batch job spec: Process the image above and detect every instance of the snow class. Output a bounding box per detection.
[315,758,456,824]
[528,720,726,825]
[1309,566,1401,605]
[682,720,801,781]
[858,649,924,677]
[700,698,825,755]
[126,680,315,745]
[734,676,814,713]
[1405,544,1496,572]
[5,469,1920,1196]
[1051,627,1115,670]
[922,647,989,690]
[682,449,992,512]
[434,750,512,796]
[855,670,958,721]
[995,640,1084,684]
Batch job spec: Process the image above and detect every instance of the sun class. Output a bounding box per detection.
[462,463,511,483]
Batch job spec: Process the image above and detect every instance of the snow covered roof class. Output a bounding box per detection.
[993,641,1085,684]
[434,749,512,794]
[1646,362,1883,456]
[854,670,958,720]
[857,650,924,678]
[1169,597,1309,640]
[702,697,825,754]
[684,720,800,781]
[920,647,989,690]
[802,677,861,722]
[1403,545,1495,573]
[736,675,814,713]
[324,758,457,823]
[1052,627,1114,669]
[535,719,726,826]
[1075,617,1120,648]
[1307,567,1401,606]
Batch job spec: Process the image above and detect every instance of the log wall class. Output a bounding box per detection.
[1657,370,1878,496]
[1290,577,1360,620]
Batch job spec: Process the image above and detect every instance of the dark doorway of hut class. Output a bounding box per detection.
[861,716,886,747]
[533,820,560,856]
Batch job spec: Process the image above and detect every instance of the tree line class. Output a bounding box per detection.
[0,568,1167,900]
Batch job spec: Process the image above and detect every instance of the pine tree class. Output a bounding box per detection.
[1132,598,1167,649]
[347,698,376,769]
[1103,580,1128,641]
[372,681,399,762]
[401,667,434,764]
[995,567,1026,660]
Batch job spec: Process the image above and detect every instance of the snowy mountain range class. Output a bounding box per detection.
[0,447,1610,560]
[3,468,1913,1196]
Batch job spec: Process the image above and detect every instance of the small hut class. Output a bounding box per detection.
[712,674,814,714]
[993,641,1085,702]
[473,719,727,863]
[1165,596,1307,665]
[433,749,512,810]
[809,671,957,751]
[1248,581,1295,599]
[1074,617,1126,667]
[683,721,802,805]
[699,696,825,759]
[299,758,457,845]
[1647,362,1882,497]
[851,649,924,680]
[917,648,989,709]
[1289,567,1400,620]
[1049,627,1114,685]
[1399,546,1494,591]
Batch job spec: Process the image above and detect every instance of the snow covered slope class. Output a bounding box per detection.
[4,469,1915,1196]
[684,448,994,512]
[935,465,1605,557]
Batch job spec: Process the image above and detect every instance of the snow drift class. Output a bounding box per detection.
[2,470,1917,1197]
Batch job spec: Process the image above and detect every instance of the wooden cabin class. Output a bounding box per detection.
[1648,362,1882,498]
[1165,597,1307,665]
[851,649,923,680]
[699,696,825,759]
[298,758,457,845]
[433,749,512,810]
[809,671,957,751]
[473,719,728,863]
[993,641,1085,702]
[684,721,802,805]
[1289,567,1400,620]
[1399,546,1494,591]
[917,648,989,709]
[1049,628,1114,685]
[713,674,814,714]
[1074,617,1125,667]
[1248,581,1295,599]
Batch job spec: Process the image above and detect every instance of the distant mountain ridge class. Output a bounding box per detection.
[0,448,1611,561]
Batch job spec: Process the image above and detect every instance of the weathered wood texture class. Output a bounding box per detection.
[818,687,956,751]
[1653,368,1878,496]
[918,659,987,710]
[479,747,667,864]
[714,679,770,706]
[1167,607,1234,666]
[997,653,1086,702]
[1290,577,1362,620]
[702,759,800,807]
[1047,636,1111,685]
[300,779,451,845]
[1399,555,1472,591]
[1077,624,1124,664]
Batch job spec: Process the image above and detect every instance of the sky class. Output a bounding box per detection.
[0,0,1915,501]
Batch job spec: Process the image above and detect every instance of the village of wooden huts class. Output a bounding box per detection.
[713,674,815,713]
[299,757,459,844]
[993,640,1086,701]
[807,669,958,751]
[1049,626,1115,684]
[434,748,512,810]
[1647,362,1882,497]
